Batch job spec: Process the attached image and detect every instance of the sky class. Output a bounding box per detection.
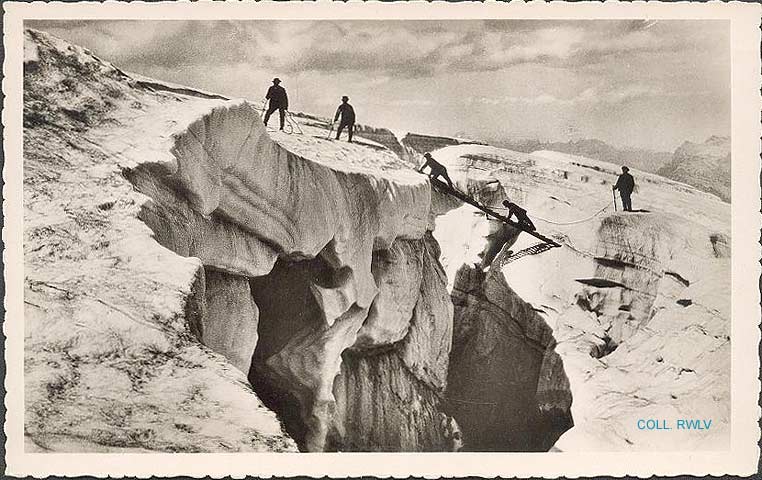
[27,19,730,152]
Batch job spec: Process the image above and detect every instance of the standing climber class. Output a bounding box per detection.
[613,166,635,212]
[334,96,356,142]
[502,199,536,231]
[418,152,455,189]
[264,78,288,131]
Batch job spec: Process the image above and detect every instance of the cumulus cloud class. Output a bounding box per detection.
[27,19,722,78]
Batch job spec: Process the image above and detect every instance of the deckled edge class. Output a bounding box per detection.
[3,1,761,478]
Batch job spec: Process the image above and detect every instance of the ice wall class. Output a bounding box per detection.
[127,100,460,451]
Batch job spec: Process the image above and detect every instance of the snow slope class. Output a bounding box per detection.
[23,28,297,453]
[23,28,458,453]
[431,144,730,451]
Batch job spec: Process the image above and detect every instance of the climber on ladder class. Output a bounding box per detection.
[502,199,536,232]
[419,152,455,189]
[421,158,560,250]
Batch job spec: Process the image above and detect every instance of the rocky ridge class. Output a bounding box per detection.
[657,135,731,202]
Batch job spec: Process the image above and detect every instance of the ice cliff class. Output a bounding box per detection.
[26,29,570,453]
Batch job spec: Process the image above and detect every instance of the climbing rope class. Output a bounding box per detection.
[445,396,498,406]
[263,113,303,135]
[555,236,595,258]
[493,201,611,226]
[531,203,611,225]
[286,111,305,135]
[466,174,611,227]
[258,100,304,135]
[444,396,498,423]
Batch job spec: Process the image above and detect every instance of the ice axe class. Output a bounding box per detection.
[326,120,335,139]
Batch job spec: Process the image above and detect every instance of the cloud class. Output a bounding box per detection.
[28,20,256,68]
[24,19,729,152]
[26,19,724,79]
[468,83,705,108]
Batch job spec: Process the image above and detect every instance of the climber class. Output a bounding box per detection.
[264,78,288,131]
[333,96,356,142]
[613,166,635,212]
[419,152,455,189]
[502,200,536,232]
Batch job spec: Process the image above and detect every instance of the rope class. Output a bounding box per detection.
[259,99,303,135]
[493,201,611,226]
[532,203,611,225]
[445,396,498,406]
[557,237,596,259]
[286,111,304,135]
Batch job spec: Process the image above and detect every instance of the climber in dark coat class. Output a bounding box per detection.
[419,152,454,188]
[502,200,536,231]
[264,78,288,131]
[613,166,635,212]
[334,96,356,142]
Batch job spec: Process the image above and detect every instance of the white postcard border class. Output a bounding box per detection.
[4,1,760,477]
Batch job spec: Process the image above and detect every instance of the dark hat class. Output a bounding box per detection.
[622,166,629,172]
[424,152,432,158]
[341,95,349,101]
[273,78,281,84]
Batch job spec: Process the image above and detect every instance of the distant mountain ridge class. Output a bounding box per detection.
[487,138,674,175]
[657,136,731,202]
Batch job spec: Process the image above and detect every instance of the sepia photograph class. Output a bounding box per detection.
[4,1,760,477]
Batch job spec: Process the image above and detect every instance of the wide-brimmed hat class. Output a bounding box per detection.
[273,78,281,84]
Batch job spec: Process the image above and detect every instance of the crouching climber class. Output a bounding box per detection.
[502,199,536,232]
[613,166,635,212]
[419,152,455,189]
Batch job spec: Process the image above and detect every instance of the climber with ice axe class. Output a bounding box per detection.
[612,166,635,212]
